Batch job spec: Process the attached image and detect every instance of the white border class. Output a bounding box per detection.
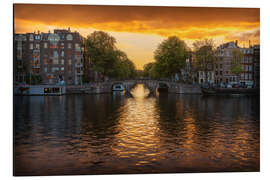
[2,0,270,180]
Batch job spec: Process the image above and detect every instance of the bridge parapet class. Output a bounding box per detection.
[66,80,201,94]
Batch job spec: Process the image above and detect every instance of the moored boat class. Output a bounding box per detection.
[112,84,125,91]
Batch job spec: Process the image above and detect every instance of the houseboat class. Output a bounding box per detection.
[14,85,66,96]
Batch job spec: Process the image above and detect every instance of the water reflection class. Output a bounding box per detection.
[14,84,259,175]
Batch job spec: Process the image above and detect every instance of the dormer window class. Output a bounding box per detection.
[66,34,73,41]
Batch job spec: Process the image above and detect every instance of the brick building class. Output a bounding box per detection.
[14,28,84,85]
[239,46,254,86]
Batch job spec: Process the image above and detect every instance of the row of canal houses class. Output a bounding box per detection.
[14,28,260,87]
[182,40,260,88]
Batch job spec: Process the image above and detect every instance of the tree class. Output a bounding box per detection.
[143,62,155,78]
[84,31,137,81]
[85,31,117,78]
[193,39,216,84]
[231,49,243,81]
[154,36,188,78]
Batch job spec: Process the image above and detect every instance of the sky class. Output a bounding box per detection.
[14,4,260,70]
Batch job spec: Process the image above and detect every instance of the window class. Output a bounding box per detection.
[44,43,48,48]
[68,43,72,49]
[53,59,58,64]
[29,43,33,50]
[220,64,222,68]
[60,34,65,40]
[53,51,58,58]
[249,65,253,71]
[215,71,218,76]
[36,44,40,49]
[68,59,72,65]
[61,51,64,57]
[61,67,64,71]
[29,34,34,41]
[75,43,80,50]
[35,35,41,40]
[68,66,72,72]
[60,43,64,49]
[61,59,64,65]
[66,34,73,40]
[249,74,252,80]
[52,67,59,72]
[44,59,48,64]
[220,71,223,75]
[44,67,48,73]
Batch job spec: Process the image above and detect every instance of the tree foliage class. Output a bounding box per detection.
[153,36,188,78]
[84,31,136,80]
[193,39,216,82]
[231,49,243,75]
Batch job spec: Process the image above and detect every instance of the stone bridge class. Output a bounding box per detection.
[66,80,201,95]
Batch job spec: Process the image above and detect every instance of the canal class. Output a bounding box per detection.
[14,84,260,175]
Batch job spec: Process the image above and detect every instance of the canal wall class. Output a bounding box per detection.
[66,81,201,95]
[168,83,202,94]
[66,81,136,94]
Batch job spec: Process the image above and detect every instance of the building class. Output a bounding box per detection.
[240,46,254,86]
[253,45,260,87]
[14,28,84,85]
[14,34,27,83]
[215,41,239,85]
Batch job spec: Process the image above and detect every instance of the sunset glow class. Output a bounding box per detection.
[14,4,260,69]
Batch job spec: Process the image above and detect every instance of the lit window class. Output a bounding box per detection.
[68,43,72,49]
[68,59,72,65]
[61,67,64,71]
[29,43,33,49]
[44,43,48,48]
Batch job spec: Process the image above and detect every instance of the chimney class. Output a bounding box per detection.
[249,40,251,48]
[68,27,70,32]
[235,40,238,47]
[38,30,40,34]
[48,30,50,34]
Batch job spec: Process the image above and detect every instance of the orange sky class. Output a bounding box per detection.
[14,4,260,69]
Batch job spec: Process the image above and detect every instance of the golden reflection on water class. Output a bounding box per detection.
[112,84,163,166]
[14,85,260,175]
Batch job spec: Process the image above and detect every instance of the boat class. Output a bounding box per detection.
[157,83,169,93]
[14,85,66,96]
[112,84,125,91]
[201,87,259,95]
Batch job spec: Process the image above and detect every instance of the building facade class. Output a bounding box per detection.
[215,41,239,85]
[240,46,254,86]
[253,45,260,87]
[14,28,84,85]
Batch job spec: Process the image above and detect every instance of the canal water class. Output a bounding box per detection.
[14,84,260,175]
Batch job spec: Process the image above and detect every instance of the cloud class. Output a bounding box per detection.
[13,4,260,69]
